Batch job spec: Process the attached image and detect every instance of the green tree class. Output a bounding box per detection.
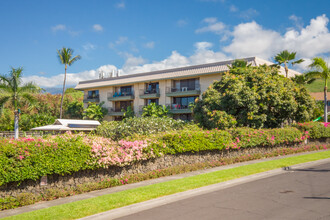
[65,101,84,119]
[57,48,81,119]
[307,57,330,122]
[292,73,315,85]
[274,50,304,78]
[0,67,40,138]
[193,65,315,129]
[142,103,169,117]
[83,102,108,121]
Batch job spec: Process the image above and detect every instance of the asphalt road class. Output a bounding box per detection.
[116,162,330,220]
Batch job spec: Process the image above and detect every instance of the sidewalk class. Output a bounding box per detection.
[0,149,329,219]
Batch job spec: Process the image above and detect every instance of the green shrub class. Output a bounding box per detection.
[96,117,186,140]
[295,122,330,139]
[0,134,95,186]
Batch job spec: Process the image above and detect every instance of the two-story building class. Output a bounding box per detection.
[75,57,301,121]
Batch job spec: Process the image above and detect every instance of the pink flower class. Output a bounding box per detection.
[271,136,275,141]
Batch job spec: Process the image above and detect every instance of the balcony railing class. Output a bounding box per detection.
[139,88,160,99]
[165,85,201,97]
[83,94,100,103]
[107,107,126,116]
[107,91,135,101]
[166,104,192,114]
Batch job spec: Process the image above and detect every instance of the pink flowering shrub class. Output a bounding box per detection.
[226,127,306,150]
[296,122,330,139]
[84,136,157,168]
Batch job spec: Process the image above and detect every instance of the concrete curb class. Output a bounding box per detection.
[80,157,330,220]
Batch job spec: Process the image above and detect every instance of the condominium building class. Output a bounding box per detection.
[75,57,301,121]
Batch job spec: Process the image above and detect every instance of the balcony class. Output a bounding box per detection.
[107,92,134,101]
[83,94,100,103]
[165,86,201,97]
[107,108,125,116]
[139,88,160,99]
[167,104,192,114]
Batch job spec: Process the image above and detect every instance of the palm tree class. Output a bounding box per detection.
[57,47,81,118]
[0,67,40,139]
[274,50,304,78]
[307,57,330,122]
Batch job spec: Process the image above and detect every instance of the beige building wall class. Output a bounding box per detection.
[199,73,222,94]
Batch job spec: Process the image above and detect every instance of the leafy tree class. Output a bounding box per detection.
[307,57,330,122]
[65,101,84,119]
[229,59,251,69]
[57,48,81,119]
[193,64,315,129]
[142,103,169,117]
[20,113,56,131]
[292,73,315,85]
[122,106,135,119]
[0,67,40,138]
[274,50,304,78]
[83,102,108,121]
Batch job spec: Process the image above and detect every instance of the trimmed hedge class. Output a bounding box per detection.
[0,124,326,187]
[295,122,330,139]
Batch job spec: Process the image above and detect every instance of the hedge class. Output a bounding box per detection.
[295,122,330,139]
[0,124,326,187]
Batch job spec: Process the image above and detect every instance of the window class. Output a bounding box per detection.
[145,82,159,94]
[172,78,199,92]
[87,90,99,98]
[120,86,132,95]
[115,101,133,112]
[146,99,159,105]
[173,96,198,109]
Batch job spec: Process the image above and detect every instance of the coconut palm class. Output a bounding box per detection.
[307,57,330,122]
[57,47,81,118]
[0,67,40,139]
[274,50,304,78]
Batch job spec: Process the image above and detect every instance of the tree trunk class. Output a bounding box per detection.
[285,62,288,78]
[325,86,328,123]
[14,110,19,139]
[60,65,67,119]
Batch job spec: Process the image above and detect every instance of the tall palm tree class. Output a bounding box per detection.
[307,57,330,122]
[57,47,81,118]
[0,67,40,139]
[274,50,304,78]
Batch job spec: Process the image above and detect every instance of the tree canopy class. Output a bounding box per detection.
[193,64,315,129]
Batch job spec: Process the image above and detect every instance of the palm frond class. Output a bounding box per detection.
[68,55,81,66]
[18,82,41,94]
[292,58,304,65]
[0,95,11,115]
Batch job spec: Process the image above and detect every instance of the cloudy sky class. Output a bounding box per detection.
[1,0,330,88]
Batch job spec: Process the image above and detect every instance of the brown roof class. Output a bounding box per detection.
[75,57,302,90]
[310,92,330,100]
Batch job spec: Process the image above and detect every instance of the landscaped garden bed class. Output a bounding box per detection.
[0,120,329,210]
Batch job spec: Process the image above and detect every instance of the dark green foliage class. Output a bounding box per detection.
[96,117,186,140]
[19,113,56,131]
[83,102,108,121]
[65,101,84,119]
[193,65,315,128]
[122,106,135,119]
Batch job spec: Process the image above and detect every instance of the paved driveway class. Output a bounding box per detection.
[117,162,330,220]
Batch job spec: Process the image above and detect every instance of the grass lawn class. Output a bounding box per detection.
[305,79,328,92]
[4,150,330,220]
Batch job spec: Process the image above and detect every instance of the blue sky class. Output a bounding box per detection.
[1,0,330,88]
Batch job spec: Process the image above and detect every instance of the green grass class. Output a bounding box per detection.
[305,79,328,92]
[5,150,330,220]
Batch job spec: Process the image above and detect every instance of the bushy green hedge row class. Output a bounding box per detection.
[0,135,94,186]
[295,122,330,139]
[0,122,328,187]
[96,117,186,140]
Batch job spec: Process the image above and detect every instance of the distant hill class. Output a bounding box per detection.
[42,87,75,94]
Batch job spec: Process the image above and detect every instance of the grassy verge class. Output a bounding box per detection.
[4,150,330,220]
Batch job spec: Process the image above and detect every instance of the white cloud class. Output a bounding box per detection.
[289,15,304,29]
[51,24,66,32]
[143,41,155,49]
[93,24,103,32]
[223,14,330,60]
[83,43,96,51]
[195,17,226,34]
[177,19,188,27]
[239,8,259,20]
[229,5,238,12]
[116,1,125,9]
